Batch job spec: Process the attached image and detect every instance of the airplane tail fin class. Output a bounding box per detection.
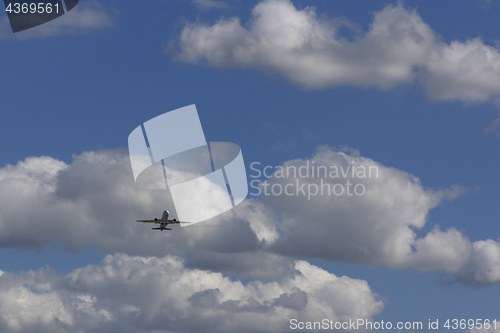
[152,227,171,231]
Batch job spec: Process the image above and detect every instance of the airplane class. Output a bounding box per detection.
[136,210,190,231]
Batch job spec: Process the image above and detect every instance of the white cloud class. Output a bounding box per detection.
[0,148,290,281]
[175,0,500,104]
[0,254,383,333]
[454,239,500,286]
[0,147,499,286]
[259,146,465,268]
[0,1,112,39]
[420,38,500,102]
[409,226,472,272]
[253,146,500,285]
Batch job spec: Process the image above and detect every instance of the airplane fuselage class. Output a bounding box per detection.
[156,210,169,230]
[155,210,178,230]
[162,210,169,223]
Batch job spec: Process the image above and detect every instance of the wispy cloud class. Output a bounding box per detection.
[193,0,229,10]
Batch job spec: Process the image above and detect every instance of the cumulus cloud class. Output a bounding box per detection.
[0,1,112,39]
[0,147,499,286]
[420,38,500,102]
[174,0,500,104]
[0,148,291,281]
[256,146,461,268]
[251,146,500,285]
[454,239,500,287]
[0,254,383,333]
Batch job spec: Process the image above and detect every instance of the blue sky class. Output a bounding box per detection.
[1,0,500,332]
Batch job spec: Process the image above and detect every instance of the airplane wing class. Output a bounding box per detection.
[166,219,191,225]
[136,219,160,224]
